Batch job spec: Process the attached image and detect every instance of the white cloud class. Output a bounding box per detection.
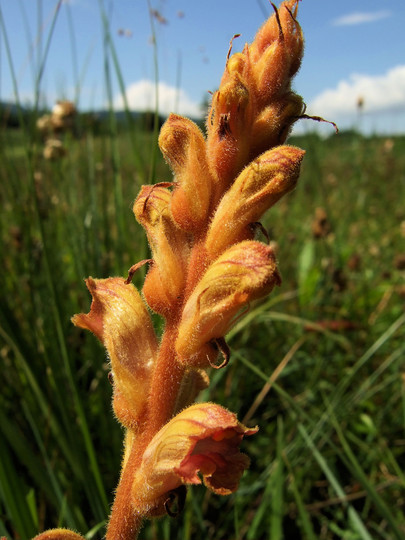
[308,65,405,119]
[332,10,391,26]
[113,80,202,118]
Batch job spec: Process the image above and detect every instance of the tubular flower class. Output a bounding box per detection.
[133,184,189,315]
[158,114,215,232]
[72,278,158,429]
[176,241,281,365]
[131,403,258,515]
[206,145,305,259]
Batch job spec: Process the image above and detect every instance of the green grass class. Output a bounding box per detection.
[1,3,405,539]
[1,122,404,539]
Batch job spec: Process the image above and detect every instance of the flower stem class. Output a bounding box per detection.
[145,319,185,434]
[106,320,186,538]
[105,438,145,539]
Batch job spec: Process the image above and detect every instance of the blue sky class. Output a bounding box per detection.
[1,0,404,134]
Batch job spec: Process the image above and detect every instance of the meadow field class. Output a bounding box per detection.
[1,110,404,540]
[0,2,405,538]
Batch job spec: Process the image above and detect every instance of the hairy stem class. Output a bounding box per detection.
[106,320,186,539]
[145,320,186,434]
[106,445,144,539]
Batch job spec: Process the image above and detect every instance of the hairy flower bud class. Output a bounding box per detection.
[133,185,189,315]
[72,278,158,429]
[250,93,305,157]
[206,0,304,194]
[206,146,305,259]
[159,114,214,231]
[249,0,303,77]
[33,530,85,540]
[206,73,253,190]
[176,241,281,364]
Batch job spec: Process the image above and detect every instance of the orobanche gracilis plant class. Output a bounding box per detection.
[34,1,308,538]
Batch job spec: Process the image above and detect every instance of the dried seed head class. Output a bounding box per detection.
[43,139,66,160]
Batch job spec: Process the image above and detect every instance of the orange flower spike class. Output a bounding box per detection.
[72,278,158,429]
[133,185,189,315]
[206,145,305,260]
[131,403,257,515]
[176,241,281,365]
[159,114,214,232]
[206,0,304,191]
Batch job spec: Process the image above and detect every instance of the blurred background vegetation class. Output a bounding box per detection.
[0,2,404,540]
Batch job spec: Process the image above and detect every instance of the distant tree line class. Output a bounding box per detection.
[0,102,169,135]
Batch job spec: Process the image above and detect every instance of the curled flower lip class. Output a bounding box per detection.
[130,403,258,514]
